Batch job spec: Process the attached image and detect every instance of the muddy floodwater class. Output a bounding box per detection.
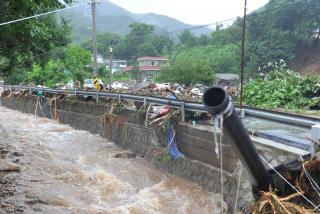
[0,106,224,214]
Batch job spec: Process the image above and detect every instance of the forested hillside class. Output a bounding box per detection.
[1,0,320,86]
[158,0,320,84]
[246,0,320,73]
[59,0,210,43]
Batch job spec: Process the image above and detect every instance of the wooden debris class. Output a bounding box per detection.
[251,155,320,214]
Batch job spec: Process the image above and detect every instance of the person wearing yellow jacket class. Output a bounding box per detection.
[93,76,104,91]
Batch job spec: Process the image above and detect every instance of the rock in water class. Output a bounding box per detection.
[0,159,21,171]
[113,152,136,159]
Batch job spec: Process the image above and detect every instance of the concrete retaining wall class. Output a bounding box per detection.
[1,94,306,211]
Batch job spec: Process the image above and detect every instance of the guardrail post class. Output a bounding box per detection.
[29,87,32,95]
[96,90,99,104]
[74,89,77,96]
[118,94,121,103]
[180,102,185,122]
[9,85,12,92]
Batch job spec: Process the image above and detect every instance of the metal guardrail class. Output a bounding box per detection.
[2,85,320,128]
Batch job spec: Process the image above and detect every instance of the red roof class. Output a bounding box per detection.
[122,65,161,72]
[122,66,133,72]
[137,56,168,61]
[139,65,161,71]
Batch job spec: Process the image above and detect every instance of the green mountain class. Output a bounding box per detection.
[60,0,209,42]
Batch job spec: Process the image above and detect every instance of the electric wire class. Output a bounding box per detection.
[233,163,243,214]
[0,1,95,26]
[12,0,315,60]
[259,155,320,211]
[299,156,320,198]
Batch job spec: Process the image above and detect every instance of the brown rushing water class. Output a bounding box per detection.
[0,106,224,214]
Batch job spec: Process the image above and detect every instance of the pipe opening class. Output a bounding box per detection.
[203,87,226,107]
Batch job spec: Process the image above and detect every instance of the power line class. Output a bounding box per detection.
[164,0,310,35]
[167,17,237,34]
[0,1,95,27]
[18,0,315,60]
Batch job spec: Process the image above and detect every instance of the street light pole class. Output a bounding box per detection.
[91,0,98,76]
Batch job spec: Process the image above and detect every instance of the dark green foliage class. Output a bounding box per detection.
[27,60,68,87]
[26,45,92,86]
[4,0,320,89]
[81,33,122,58]
[81,23,173,60]
[64,45,91,82]
[0,0,73,83]
[157,43,239,85]
[246,0,320,69]
[243,62,320,109]
[178,30,198,48]
[156,48,214,86]
[137,42,158,57]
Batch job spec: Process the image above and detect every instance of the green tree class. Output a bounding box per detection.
[246,0,320,69]
[208,44,240,74]
[81,33,122,58]
[27,60,68,87]
[124,23,154,59]
[178,30,197,48]
[0,0,72,83]
[149,34,173,56]
[157,48,214,86]
[137,42,158,56]
[64,45,92,82]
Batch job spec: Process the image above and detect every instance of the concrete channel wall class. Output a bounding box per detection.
[1,94,308,210]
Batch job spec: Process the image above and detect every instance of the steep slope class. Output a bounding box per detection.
[290,48,320,75]
[60,0,207,42]
[134,13,190,32]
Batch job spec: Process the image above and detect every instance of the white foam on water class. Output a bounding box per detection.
[0,106,225,213]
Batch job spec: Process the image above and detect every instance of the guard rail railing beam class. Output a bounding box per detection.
[2,85,320,128]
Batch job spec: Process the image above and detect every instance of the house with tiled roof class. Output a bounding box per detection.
[125,56,168,80]
[138,56,168,80]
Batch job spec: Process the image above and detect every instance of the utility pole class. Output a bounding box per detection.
[91,0,98,76]
[164,27,173,61]
[109,46,113,86]
[239,0,247,110]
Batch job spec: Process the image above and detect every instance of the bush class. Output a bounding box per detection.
[243,61,320,109]
[27,60,70,87]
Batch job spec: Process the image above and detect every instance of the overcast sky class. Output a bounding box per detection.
[109,0,270,25]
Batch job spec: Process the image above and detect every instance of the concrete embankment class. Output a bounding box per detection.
[1,94,308,210]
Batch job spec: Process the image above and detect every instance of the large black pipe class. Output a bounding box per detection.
[203,87,270,192]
